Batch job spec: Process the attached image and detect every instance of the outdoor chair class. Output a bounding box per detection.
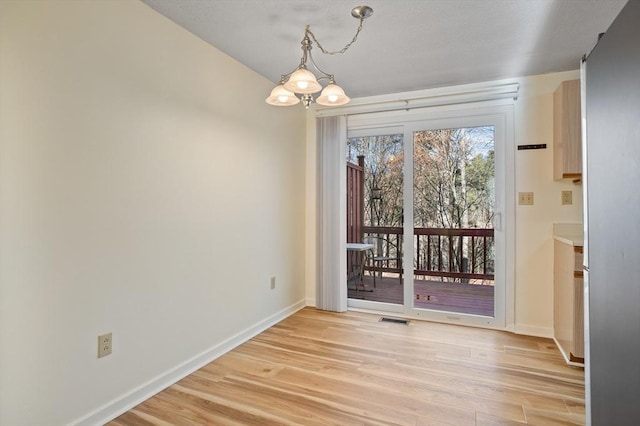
[363,235,403,288]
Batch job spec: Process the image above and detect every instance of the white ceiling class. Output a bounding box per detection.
[141,0,627,99]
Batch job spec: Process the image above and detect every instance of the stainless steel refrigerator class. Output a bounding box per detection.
[582,1,640,424]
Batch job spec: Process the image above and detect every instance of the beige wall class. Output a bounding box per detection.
[305,71,583,336]
[0,1,306,424]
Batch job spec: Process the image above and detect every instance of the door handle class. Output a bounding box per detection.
[493,212,502,231]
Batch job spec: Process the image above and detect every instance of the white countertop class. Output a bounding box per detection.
[553,233,584,247]
[553,223,584,247]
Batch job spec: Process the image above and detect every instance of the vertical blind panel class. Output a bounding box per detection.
[316,116,347,312]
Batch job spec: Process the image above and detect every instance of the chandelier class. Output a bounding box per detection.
[265,5,373,109]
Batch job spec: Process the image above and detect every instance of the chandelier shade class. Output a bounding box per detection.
[316,83,350,106]
[283,68,323,94]
[266,5,373,109]
[265,84,300,106]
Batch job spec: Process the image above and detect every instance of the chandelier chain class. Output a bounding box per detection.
[305,17,366,56]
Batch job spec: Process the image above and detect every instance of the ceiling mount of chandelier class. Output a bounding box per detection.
[266,5,373,109]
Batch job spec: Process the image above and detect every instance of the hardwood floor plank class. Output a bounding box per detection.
[209,351,285,379]
[170,380,337,425]
[267,362,475,425]
[522,406,585,426]
[475,412,527,426]
[223,370,420,425]
[108,410,161,426]
[358,358,573,413]
[390,353,582,407]
[109,308,584,425]
[564,399,585,416]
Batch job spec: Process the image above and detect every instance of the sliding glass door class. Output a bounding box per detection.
[346,128,405,311]
[346,106,511,327]
[404,112,507,327]
[410,125,496,316]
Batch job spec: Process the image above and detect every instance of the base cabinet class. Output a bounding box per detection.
[553,240,584,363]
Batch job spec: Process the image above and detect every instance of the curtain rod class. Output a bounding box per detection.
[343,94,518,118]
[314,82,519,118]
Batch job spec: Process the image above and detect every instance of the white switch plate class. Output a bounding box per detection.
[561,190,573,205]
[518,192,534,205]
[270,276,276,290]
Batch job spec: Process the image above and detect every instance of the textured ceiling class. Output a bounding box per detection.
[141,0,627,99]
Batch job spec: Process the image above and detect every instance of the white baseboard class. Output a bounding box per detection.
[305,296,316,307]
[510,323,554,338]
[71,299,307,426]
[553,337,585,367]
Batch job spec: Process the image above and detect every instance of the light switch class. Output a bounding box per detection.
[518,192,534,206]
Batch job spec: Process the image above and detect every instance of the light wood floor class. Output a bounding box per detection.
[110,308,585,425]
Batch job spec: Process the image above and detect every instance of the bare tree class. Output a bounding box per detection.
[413,126,495,281]
[413,127,494,229]
[347,126,495,283]
[347,134,403,227]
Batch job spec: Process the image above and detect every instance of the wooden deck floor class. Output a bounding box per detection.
[349,275,495,316]
[110,308,585,425]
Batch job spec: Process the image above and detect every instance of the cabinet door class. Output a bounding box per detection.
[573,275,584,359]
[554,240,575,357]
[553,79,582,180]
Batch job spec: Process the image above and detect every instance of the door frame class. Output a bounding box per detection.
[346,103,515,330]
[403,108,511,328]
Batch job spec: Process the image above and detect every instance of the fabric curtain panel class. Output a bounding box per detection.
[316,116,347,312]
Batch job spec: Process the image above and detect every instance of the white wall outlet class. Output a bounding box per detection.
[98,332,112,358]
[270,276,276,290]
[561,190,573,205]
[518,192,534,205]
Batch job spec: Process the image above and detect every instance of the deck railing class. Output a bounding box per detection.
[362,226,495,282]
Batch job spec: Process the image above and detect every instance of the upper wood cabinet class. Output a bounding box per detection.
[553,79,582,180]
